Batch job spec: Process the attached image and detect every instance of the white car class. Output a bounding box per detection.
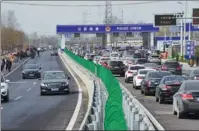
[110,52,120,60]
[132,69,156,89]
[98,57,110,65]
[1,74,10,102]
[125,65,145,83]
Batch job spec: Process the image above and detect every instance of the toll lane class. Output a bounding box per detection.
[117,76,199,130]
[1,51,79,130]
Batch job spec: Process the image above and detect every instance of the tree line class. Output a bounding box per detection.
[1,10,28,55]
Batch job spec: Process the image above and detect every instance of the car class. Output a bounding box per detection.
[22,64,42,79]
[51,51,58,56]
[40,71,70,95]
[187,69,199,80]
[140,71,172,96]
[98,57,110,65]
[173,80,199,118]
[143,63,161,70]
[1,74,10,102]
[132,53,142,59]
[93,56,101,64]
[135,58,148,65]
[87,54,96,61]
[148,54,161,65]
[107,60,125,76]
[133,69,156,89]
[124,65,145,83]
[155,75,187,104]
[110,52,120,60]
[161,60,182,75]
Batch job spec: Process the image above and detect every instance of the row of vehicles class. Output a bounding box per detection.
[78,48,199,119]
[1,64,71,102]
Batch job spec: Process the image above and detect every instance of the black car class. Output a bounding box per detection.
[22,64,42,79]
[155,75,187,104]
[140,71,172,96]
[40,71,70,95]
[135,58,148,65]
[161,60,182,75]
[107,60,125,76]
[173,80,199,118]
[188,69,199,80]
[51,51,58,56]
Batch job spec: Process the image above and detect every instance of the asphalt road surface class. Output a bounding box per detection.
[1,51,79,130]
[116,66,199,130]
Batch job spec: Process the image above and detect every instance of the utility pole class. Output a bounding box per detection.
[103,0,112,48]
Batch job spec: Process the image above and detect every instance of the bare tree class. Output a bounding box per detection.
[103,15,123,24]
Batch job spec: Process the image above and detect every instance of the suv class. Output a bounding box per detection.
[1,74,10,102]
[107,60,125,76]
[161,60,182,75]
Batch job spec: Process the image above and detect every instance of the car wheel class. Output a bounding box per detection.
[40,92,45,96]
[155,96,159,102]
[172,105,177,115]
[66,90,70,94]
[177,111,185,119]
[125,78,128,83]
[158,96,163,104]
[141,90,144,94]
[4,93,9,102]
[22,76,25,79]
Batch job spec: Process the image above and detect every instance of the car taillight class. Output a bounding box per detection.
[194,76,199,80]
[180,94,193,100]
[162,85,171,90]
[137,76,143,79]
[161,66,167,70]
[128,71,132,74]
[176,66,181,70]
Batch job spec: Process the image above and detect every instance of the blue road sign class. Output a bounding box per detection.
[56,24,159,34]
[185,40,195,59]
[186,23,199,32]
[155,36,188,41]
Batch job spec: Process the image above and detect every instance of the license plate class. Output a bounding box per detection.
[29,74,34,76]
[51,88,59,91]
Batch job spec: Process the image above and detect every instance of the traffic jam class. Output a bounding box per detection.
[70,46,199,119]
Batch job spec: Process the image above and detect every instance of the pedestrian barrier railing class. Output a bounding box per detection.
[63,48,165,130]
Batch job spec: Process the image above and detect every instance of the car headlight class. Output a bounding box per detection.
[41,83,48,87]
[22,71,26,74]
[62,83,68,86]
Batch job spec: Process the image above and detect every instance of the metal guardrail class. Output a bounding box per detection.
[121,84,165,131]
[80,79,108,130]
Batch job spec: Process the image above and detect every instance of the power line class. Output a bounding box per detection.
[2,1,166,7]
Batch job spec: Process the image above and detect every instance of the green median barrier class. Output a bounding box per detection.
[105,119,127,130]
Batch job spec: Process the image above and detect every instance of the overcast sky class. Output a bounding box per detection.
[1,1,199,36]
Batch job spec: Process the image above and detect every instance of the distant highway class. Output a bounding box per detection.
[1,51,79,130]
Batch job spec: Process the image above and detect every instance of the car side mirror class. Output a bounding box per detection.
[68,77,71,80]
[5,79,10,83]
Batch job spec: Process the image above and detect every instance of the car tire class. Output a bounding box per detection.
[177,111,185,119]
[141,90,144,94]
[172,106,177,115]
[144,90,148,96]
[125,78,128,83]
[4,93,9,102]
[22,76,25,79]
[158,96,163,104]
[40,92,45,96]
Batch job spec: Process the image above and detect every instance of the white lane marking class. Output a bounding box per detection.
[60,54,82,131]
[154,111,173,115]
[33,82,37,85]
[1,107,3,110]
[14,96,22,100]
[27,88,31,92]
[5,58,30,77]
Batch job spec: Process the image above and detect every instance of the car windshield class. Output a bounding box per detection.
[133,53,141,58]
[151,55,159,58]
[165,62,179,68]
[137,59,147,64]
[110,61,123,66]
[193,70,199,75]
[25,64,38,69]
[44,72,65,80]
[139,70,153,75]
[111,54,119,57]
[185,82,199,90]
[1,76,4,82]
[164,76,185,83]
[130,66,145,70]
[148,72,171,78]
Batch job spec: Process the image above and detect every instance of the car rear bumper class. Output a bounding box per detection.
[182,101,199,113]
[23,73,41,78]
[40,87,69,94]
[110,70,125,74]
